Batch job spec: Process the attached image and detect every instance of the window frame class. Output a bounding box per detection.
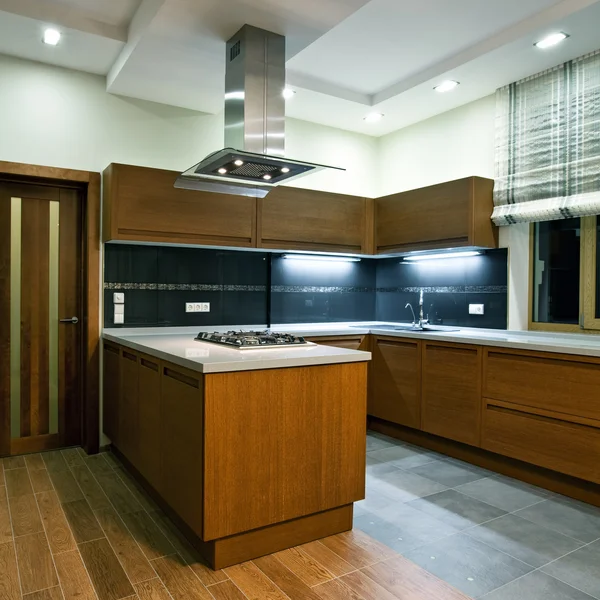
[528,217,600,333]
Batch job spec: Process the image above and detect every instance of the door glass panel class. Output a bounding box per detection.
[533,218,580,324]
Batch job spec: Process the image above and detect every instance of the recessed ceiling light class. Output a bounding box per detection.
[282,88,295,99]
[217,168,227,174]
[434,80,459,93]
[280,167,290,173]
[263,174,272,180]
[234,159,244,166]
[364,112,384,123]
[534,32,569,49]
[43,28,61,45]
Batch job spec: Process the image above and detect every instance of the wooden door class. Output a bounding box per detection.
[368,337,421,428]
[0,181,82,456]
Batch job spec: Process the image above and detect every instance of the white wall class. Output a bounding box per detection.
[377,95,529,329]
[0,54,376,196]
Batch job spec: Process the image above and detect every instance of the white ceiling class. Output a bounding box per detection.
[1,0,599,136]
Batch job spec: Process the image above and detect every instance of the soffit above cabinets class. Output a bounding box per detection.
[1,0,600,135]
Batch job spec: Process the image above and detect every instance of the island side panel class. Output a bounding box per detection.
[202,361,368,541]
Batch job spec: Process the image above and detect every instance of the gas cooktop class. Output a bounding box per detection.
[195,330,309,349]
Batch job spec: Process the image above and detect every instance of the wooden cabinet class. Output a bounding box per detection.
[375,176,497,253]
[305,335,368,350]
[103,163,258,247]
[137,353,162,493]
[119,349,139,467]
[369,337,421,429]
[160,363,204,538]
[421,342,482,446]
[259,187,373,254]
[102,342,121,443]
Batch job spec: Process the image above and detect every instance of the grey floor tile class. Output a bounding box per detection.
[355,483,397,514]
[542,540,600,599]
[456,476,549,512]
[466,513,584,568]
[407,489,507,530]
[404,532,532,598]
[371,467,448,503]
[515,497,600,543]
[366,445,440,469]
[483,570,596,600]
[366,433,398,452]
[372,501,460,553]
[409,459,492,487]
[353,512,404,547]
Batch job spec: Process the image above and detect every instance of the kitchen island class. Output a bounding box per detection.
[102,328,370,569]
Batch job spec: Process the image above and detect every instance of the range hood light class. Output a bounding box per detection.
[234,159,244,166]
[218,168,228,174]
[263,175,272,180]
[404,251,481,262]
[282,254,361,263]
[281,167,290,173]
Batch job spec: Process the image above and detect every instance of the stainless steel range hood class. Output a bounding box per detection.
[175,25,344,198]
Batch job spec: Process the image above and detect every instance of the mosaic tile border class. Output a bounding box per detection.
[271,286,373,293]
[104,283,267,292]
[377,285,508,294]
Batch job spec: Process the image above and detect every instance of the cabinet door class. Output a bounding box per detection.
[369,337,421,429]
[376,177,496,253]
[160,363,204,537]
[422,342,482,446]
[103,164,257,247]
[119,349,139,465]
[259,187,370,253]
[102,342,121,443]
[138,354,162,492]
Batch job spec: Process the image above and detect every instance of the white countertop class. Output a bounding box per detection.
[103,321,600,371]
[103,327,371,374]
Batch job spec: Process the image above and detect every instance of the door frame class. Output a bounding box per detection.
[0,161,101,455]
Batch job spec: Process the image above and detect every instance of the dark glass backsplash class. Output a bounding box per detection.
[104,245,508,329]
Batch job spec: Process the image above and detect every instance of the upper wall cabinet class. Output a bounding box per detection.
[375,176,497,254]
[103,164,257,247]
[258,187,373,254]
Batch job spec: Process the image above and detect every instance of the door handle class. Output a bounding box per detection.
[60,316,79,324]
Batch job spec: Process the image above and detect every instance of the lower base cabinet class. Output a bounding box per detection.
[368,337,421,429]
[421,342,482,446]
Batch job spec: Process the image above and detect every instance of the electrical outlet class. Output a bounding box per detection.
[186,302,211,313]
[114,304,124,315]
[114,313,124,324]
[469,303,484,315]
[113,293,124,304]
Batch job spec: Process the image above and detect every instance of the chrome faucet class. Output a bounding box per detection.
[405,290,430,329]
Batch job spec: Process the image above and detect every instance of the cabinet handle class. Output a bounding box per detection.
[123,351,137,362]
[141,358,159,372]
[164,367,199,389]
[105,344,119,355]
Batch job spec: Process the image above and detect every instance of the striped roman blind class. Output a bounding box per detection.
[492,49,600,225]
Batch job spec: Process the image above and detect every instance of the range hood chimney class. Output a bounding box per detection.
[175,25,344,197]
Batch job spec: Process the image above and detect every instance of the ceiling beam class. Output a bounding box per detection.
[0,0,127,41]
[106,0,166,91]
[372,0,600,105]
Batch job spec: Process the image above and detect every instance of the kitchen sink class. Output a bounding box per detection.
[350,324,460,333]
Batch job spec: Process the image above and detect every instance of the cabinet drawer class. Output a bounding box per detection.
[485,350,600,423]
[482,402,600,484]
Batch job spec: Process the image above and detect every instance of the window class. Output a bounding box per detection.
[531,216,600,331]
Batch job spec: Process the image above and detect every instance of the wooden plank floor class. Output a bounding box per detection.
[0,452,471,600]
